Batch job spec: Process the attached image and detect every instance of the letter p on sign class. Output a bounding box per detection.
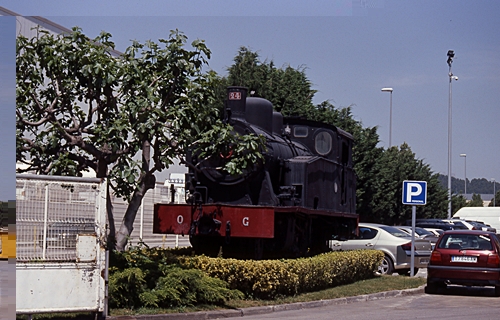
[402,181,427,205]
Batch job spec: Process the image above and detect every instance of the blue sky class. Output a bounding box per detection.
[2,0,500,188]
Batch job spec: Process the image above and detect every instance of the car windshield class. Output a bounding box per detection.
[438,234,493,250]
[379,225,412,238]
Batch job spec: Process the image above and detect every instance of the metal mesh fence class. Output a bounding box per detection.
[16,176,102,262]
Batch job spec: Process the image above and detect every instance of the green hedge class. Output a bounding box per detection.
[179,250,383,299]
[109,246,383,308]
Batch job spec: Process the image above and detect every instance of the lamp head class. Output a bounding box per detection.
[447,50,455,67]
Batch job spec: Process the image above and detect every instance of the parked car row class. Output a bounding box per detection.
[451,219,497,233]
[405,218,497,233]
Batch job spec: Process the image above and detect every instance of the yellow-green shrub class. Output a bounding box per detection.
[179,250,384,299]
[110,245,384,303]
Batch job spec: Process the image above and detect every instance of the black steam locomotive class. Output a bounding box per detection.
[154,86,358,258]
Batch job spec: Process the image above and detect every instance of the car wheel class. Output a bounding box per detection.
[426,281,446,294]
[377,255,394,275]
[495,286,500,297]
[425,281,437,294]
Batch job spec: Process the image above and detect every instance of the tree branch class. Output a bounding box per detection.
[16,109,50,127]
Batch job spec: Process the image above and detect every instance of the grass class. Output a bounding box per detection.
[17,275,425,319]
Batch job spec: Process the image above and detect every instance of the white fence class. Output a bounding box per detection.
[16,174,107,316]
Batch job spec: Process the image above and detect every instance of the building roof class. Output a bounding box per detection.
[0,6,122,57]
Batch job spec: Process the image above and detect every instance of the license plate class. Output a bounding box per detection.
[451,256,477,263]
[419,258,429,264]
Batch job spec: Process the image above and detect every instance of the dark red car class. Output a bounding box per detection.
[426,230,500,296]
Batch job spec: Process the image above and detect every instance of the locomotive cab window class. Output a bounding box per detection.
[293,126,308,137]
[315,131,332,155]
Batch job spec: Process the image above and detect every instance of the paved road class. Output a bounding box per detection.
[240,286,500,320]
[0,259,16,320]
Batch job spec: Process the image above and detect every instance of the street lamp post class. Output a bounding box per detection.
[460,154,467,195]
[447,50,458,219]
[381,87,393,147]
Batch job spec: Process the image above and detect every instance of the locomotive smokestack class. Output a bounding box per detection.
[226,86,248,120]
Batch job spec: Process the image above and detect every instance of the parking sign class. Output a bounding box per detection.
[402,180,427,205]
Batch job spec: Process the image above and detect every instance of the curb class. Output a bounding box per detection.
[106,285,426,320]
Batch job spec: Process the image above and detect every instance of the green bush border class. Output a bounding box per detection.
[109,245,383,308]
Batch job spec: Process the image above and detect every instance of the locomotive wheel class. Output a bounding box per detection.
[254,239,264,260]
[190,235,221,257]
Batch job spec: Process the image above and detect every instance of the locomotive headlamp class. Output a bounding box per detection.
[284,125,291,136]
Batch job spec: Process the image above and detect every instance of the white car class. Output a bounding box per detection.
[424,228,444,237]
[329,223,432,275]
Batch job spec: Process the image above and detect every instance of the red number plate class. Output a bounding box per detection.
[228,92,241,100]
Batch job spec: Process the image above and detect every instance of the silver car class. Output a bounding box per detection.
[329,223,432,275]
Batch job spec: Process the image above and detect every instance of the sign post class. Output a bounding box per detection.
[402,181,427,276]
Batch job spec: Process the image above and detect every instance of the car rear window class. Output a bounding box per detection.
[437,234,493,250]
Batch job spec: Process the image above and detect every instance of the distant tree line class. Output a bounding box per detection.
[438,174,499,194]
[438,175,500,207]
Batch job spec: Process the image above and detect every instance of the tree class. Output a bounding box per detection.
[225,47,317,117]
[16,28,263,251]
[488,191,499,207]
[366,143,448,225]
[468,194,484,207]
[452,195,467,214]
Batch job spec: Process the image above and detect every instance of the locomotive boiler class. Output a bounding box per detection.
[154,86,358,258]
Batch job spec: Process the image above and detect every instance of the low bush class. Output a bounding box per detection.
[179,250,383,299]
[109,252,242,309]
[109,245,383,308]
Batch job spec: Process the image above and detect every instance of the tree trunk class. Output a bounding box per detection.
[114,140,154,251]
[114,183,148,251]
